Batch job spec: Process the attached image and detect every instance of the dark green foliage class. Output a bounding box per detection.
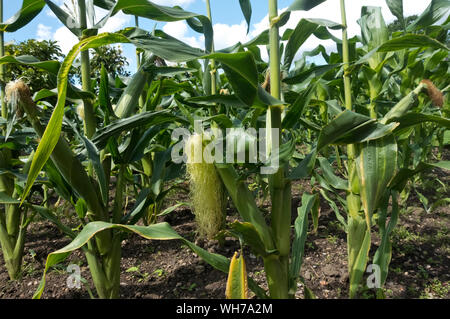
[4,39,63,92]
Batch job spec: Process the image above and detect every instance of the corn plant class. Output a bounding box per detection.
[0,0,47,280]
[0,0,236,299]
[301,0,450,298]
[169,0,409,299]
[0,0,448,301]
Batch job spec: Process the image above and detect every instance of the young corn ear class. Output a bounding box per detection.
[5,80,31,118]
[421,79,444,107]
[186,133,226,239]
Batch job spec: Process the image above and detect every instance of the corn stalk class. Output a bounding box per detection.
[78,0,96,139]
[0,0,25,281]
[0,0,4,121]
[205,0,217,96]
[262,0,291,299]
[10,80,121,297]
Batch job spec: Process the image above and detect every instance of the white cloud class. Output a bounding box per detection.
[163,20,189,40]
[213,21,249,50]
[36,24,52,41]
[46,9,56,18]
[163,20,203,48]
[52,26,78,54]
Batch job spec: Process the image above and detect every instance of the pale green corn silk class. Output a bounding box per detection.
[186,133,225,239]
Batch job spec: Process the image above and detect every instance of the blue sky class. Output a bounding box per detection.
[3,0,435,72]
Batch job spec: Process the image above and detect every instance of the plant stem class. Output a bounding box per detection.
[135,16,145,108]
[340,0,356,190]
[113,165,126,224]
[0,0,5,125]
[78,0,96,138]
[205,0,217,95]
[266,0,290,299]
[340,0,352,111]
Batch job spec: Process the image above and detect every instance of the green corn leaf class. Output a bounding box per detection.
[282,82,318,129]
[109,0,213,51]
[149,149,172,196]
[315,171,335,192]
[121,188,153,225]
[80,136,109,206]
[289,150,317,180]
[359,6,388,69]
[283,19,319,70]
[283,19,341,70]
[319,189,347,231]
[0,55,95,101]
[356,135,397,221]
[239,0,252,34]
[157,202,189,217]
[378,34,449,52]
[385,0,404,29]
[132,36,263,107]
[127,126,161,163]
[289,193,316,286]
[283,63,341,84]
[255,86,286,107]
[187,95,248,108]
[0,192,20,204]
[153,66,197,77]
[388,161,450,191]
[32,221,231,299]
[348,219,371,299]
[407,0,450,31]
[229,221,269,257]
[360,6,388,49]
[290,110,397,181]
[226,252,248,299]
[128,32,264,107]
[336,121,399,145]
[203,52,258,88]
[242,30,270,47]
[64,119,109,206]
[33,88,95,101]
[149,79,193,97]
[44,0,83,37]
[215,164,275,251]
[373,191,399,287]
[388,113,450,131]
[287,0,327,11]
[19,32,131,205]
[74,197,88,220]
[0,55,60,75]
[204,52,258,106]
[92,110,188,149]
[317,157,347,190]
[0,0,45,32]
[93,0,115,10]
[43,161,74,203]
[316,110,373,150]
[31,205,76,239]
[124,28,204,62]
[304,285,317,299]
